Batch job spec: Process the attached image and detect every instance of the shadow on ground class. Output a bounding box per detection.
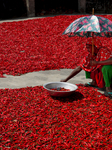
[51,91,84,103]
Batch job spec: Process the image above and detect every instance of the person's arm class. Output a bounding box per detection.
[90,57,112,66]
[60,66,82,82]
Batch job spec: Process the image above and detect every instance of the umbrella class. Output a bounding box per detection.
[62,9,112,55]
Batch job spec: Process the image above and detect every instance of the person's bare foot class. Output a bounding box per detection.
[85,80,97,87]
[106,87,112,93]
[104,87,112,98]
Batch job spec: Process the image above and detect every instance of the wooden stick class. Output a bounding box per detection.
[92,33,94,56]
[92,8,94,56]
[92,8,94,15]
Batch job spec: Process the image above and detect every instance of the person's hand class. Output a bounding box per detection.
[60,79,67,82]
[90,60,98,66]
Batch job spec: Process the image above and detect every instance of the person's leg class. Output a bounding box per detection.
[85,71,96,86]
[85,71,91,78]
[101,65,112,92]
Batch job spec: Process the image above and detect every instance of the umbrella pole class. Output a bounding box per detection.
[92,8,94,15]
[92,33,94,56]
[92,8,94,56]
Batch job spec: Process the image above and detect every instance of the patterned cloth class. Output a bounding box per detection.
[80,47,112,72]
[86,37,102,49]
